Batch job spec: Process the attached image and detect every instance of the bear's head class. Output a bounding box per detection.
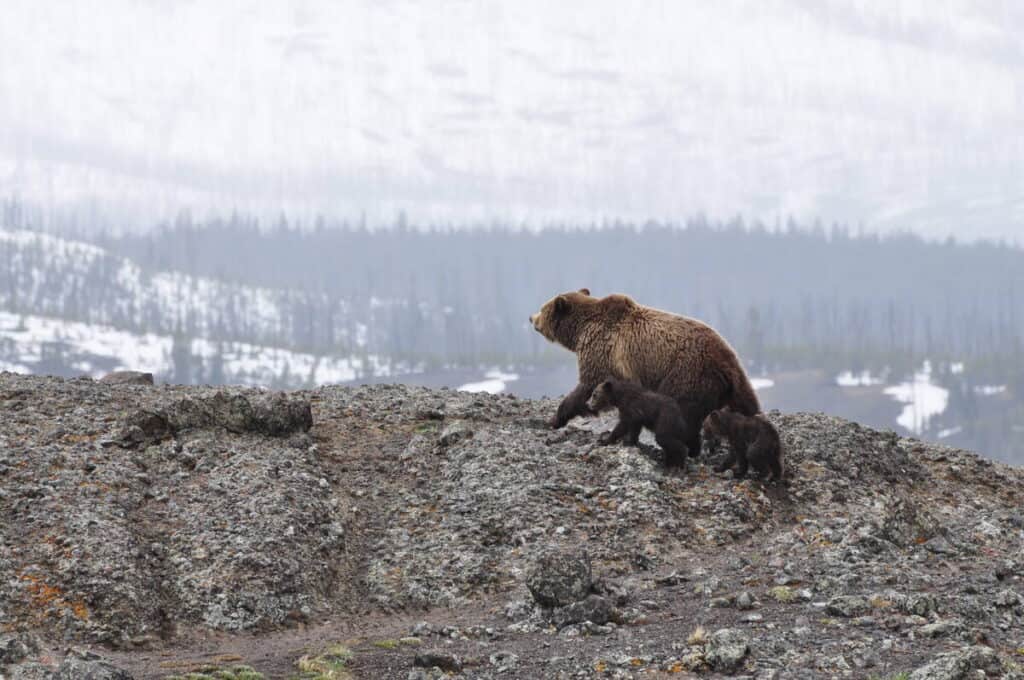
[529,288,593,348]
[586,379,616,413]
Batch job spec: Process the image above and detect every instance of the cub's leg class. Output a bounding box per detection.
[732,443,750,478]
[622,423,643,446]
[598,417,632,445]
[655,431,688,469]
[678,401,705,458]
[747,432,783,480]
[714,448,737,474]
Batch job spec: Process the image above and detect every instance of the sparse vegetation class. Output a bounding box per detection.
[293,644,353,680]
[767,586,796,603]
[687,625,708,646]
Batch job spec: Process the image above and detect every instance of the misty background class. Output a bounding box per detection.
[1,2,1023,463]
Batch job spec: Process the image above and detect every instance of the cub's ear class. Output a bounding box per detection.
[554,295,570,315]
[578,288,591,296]
[602,379,613,392]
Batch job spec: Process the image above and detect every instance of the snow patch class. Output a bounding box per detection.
[883,360,949,435]
[835,370,884,387]
[0,311,392,386]
[974,384,1006,396]
[458,369,519,394]
[751,377,774,390]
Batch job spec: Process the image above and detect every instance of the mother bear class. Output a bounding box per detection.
[529,288,760,463]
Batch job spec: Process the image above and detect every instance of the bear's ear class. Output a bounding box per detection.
[602,379,613,392]
[578,288,591,296]
[554,295,570,315]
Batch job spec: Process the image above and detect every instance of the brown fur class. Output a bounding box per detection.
[706,408,784,481]
[530,289,760,455]
[586,378,692,468]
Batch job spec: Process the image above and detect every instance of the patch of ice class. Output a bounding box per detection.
[974,385,1006,396]
[751,377,774,390]
[883,360,949,435]
[458,369,519,394]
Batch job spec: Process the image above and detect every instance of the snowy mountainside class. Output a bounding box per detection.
[0,229,318,344]
[0,228,444,357]
[0,228,430,385]
[0,310,393,386]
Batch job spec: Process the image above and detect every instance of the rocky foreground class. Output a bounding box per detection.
[1,374,1023,679]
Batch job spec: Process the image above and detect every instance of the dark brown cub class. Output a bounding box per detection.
[586,378,692,469]
[705,408,785,481]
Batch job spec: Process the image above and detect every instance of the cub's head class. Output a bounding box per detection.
[705,407,743,434]
[529,288,593,349]
[586,379,617,413]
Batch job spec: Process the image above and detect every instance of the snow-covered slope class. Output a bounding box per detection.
[1,2,1022,238]
[0,228,359,350]
[0,310,391,386]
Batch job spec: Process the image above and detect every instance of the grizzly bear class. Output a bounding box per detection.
[586,378,692,468]
[705,408,784,481]
[529,288,760,456]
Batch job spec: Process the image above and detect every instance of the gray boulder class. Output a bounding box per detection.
[705,628,750,673]
[552,594,612,628]
[526,550,592,607]
[55,649,134,679]
[826,595,870,618]
[909,645,1001,680]
[0,633,41,665]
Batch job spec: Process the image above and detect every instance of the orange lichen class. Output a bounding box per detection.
[71,600,90,620]
[21,573,64,607]
[18,572,89,621]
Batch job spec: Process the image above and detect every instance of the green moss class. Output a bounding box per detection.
[371,639,399,649]
[767,586,796,603]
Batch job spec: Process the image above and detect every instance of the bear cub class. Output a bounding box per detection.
[704,408,784,481]
[586,378,691,468]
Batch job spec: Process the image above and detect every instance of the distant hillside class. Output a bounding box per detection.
[3,221,1024,463]
[99,217,1024,377]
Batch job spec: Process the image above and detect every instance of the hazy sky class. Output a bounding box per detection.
[1,1,1022,237]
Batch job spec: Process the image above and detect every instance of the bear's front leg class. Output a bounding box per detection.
[550,382,596,428]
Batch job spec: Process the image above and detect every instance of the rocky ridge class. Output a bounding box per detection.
[0,373,1022,679]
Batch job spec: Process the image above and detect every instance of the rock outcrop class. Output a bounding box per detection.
[1,373,1023,679]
